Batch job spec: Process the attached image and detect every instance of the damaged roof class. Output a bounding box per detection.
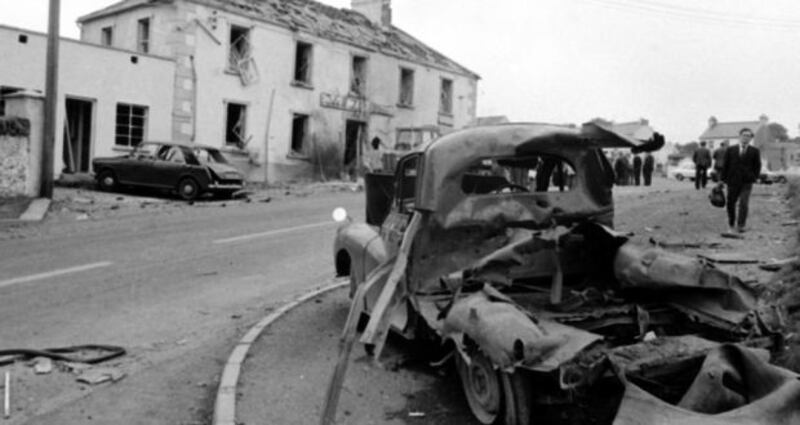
[78,0,479,79]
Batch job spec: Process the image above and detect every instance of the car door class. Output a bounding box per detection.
[148,145,189,188]
[380,154,420,256]
[116,143,157,185]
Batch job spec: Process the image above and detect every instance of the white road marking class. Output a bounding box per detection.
[0,261,113,289]
[213,221,334,245]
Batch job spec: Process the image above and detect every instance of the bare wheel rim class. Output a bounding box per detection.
[456,351,501,424]
[102,175,114,187]
[179,179,198,199]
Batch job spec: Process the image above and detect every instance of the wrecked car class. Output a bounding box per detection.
[92,141,244,200]
[328,123,791,425]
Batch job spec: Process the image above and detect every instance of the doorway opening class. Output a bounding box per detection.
[63,98,94,173]
[344,120,366,179]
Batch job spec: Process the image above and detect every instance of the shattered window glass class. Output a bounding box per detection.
[225,102,247,147]
[228,25,251,71]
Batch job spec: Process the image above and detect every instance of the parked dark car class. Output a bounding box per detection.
[91,141,244,200]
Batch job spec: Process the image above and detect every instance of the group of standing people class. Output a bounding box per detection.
[694,129,761,233]
[612,152,655,186]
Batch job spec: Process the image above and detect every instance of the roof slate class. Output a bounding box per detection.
[79,0,479,78]
[699,121,760,140]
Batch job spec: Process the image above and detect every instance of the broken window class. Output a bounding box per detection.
[115,103,147,147]
[137,18,150,53]
[398,68,414,107]
[294,42,313,85]
[101,26,113,46]
[225,102,247,147]
[439,78,453,115]
[350,55,367,96]
[291,114,309,155]
[228,25,251,72]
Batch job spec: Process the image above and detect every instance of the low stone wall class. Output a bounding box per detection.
[0,117,31,196]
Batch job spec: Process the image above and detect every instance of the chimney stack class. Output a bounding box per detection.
[351,0,392,28]
[708,116,717,128]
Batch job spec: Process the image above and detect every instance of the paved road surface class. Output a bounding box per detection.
[0,189,362,424]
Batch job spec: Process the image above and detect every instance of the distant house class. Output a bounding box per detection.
[697,115,800,170]
[610,119,655,141]
[698,115,767,150]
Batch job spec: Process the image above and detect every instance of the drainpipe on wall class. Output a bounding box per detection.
[190,55,197,142]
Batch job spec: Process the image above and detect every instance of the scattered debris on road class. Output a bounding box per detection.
[76,367,126,385]
[30,357,53,375]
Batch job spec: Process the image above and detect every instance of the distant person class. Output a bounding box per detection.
[614,154,629,186]
[721,128,761,234]
[712,140,728,182]
[693,141,712,189]
[642,153,654,186]
[632,154,642,186]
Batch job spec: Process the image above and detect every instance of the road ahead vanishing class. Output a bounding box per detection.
[0,190,362,425]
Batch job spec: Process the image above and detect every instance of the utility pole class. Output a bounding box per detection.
[40,0,60,198]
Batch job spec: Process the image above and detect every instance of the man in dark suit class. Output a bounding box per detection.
[642,152,654,186]
[632,154,642,186]
[721,128,761,233]
[692,141,712,189]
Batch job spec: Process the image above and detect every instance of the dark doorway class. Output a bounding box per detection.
[344,120,366,177]
[63,98,93,173]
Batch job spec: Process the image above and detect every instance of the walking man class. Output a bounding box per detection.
[632,154,642,186]
[712,140,728,182]
[721,128,761,234]
[692,141,712,189]
[642,152,654,186]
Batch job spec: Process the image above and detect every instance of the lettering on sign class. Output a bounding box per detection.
[320,92,367,113]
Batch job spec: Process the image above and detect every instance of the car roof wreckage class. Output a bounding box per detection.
[320,123,793,425]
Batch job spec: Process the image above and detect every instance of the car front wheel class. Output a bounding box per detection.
[97,170,117,191]
[456,349,535,425]
[177,177,200,201]
[675,174,684,181]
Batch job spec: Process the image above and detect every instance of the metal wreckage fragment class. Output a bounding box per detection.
[326,222,790,424]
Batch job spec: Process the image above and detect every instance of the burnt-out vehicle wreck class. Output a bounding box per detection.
[324,123,798,425]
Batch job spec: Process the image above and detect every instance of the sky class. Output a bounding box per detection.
[4,0,800,143]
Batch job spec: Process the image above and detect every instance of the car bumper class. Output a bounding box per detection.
[208,182,244,191]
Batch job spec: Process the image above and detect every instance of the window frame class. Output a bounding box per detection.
[114,103,148,148]
[228,24,251,73]
[223,101,248,148]
[350,54,368,97]
[136,18,150,53]
[293,41,313,86]
[101,26,113,46]
[290,113,310,156]
[398,67,415,107]
[439,77,453,115]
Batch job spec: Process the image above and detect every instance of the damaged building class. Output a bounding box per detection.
[75,0,480,182]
